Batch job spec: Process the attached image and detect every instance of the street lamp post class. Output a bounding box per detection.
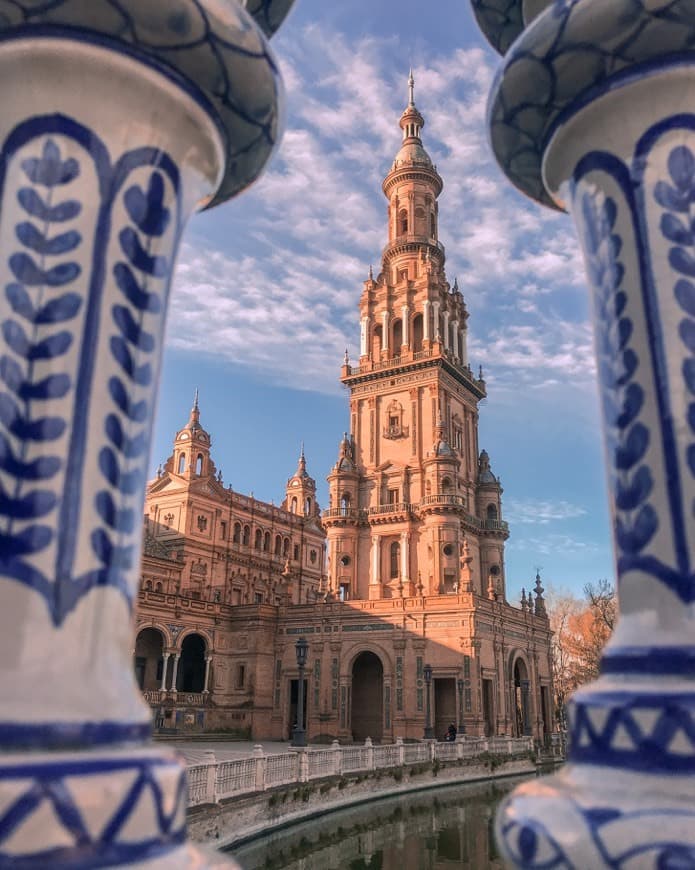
[292,636,309,747]
[423,663,434,740]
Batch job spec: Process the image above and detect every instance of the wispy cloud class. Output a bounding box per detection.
[168,24,592,399]
[508,533,598,556]
[504,499,588,525]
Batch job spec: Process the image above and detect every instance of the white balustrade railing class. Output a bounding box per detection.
[185,735,536,806]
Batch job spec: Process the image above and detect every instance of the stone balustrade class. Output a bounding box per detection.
[186,736,535,807]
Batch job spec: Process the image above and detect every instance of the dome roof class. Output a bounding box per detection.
[393,140,433,169]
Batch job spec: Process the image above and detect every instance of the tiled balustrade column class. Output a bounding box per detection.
[470,0,695,865]
[0,1,296,866]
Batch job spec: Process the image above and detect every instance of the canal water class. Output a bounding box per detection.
[229,774,530,869]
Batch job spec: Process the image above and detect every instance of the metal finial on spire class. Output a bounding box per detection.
[368,263,373,280]
[408,67,415,107]
[193,387,199,410]
[300,440,305,460]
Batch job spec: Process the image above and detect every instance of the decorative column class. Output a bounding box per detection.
[381,310,389,353]
[451,319,459,360]
[203,656,213,694]
[370,534,381,599]
[460,328,468,366]
[471,0,695,864]
[170,653,181,696]
[400,531,410,587]
[0,3,294,866]
[160,652,171,692]
[401,304,409,348]
[432,300,441,341]
[360,315,370,357]
[443,309,450,351]
[423,299,431,341]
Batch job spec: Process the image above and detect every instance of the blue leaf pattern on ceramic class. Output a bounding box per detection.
[91,171,170,595]
[580,189,657,561]
[657,145,695,482]
[0,138,82,596]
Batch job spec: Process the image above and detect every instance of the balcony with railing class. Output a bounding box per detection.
[382,234,445,260]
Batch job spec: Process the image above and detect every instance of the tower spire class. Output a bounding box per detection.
[408,67,415,107]
[188,387,201,429]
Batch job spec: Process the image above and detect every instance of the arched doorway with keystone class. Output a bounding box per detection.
[351,651,383,743]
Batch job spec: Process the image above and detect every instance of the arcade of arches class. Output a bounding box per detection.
[134,79,554,741]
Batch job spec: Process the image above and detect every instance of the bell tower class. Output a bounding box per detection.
[283,445,319,518]
[325,75,509,602]
[171,389,213,480]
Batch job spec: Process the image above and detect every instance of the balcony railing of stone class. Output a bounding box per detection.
[419,494,467,508]
[186,735,535,806]
[367,502,414,516]
[322,508,359,520]
[143,690,208,707]
[382,234,446,260]
[481,518,509,532]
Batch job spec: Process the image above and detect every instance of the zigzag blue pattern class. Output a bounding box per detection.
[0,755,187,867]
[0,138,82,604]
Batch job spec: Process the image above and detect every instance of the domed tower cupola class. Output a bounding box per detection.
[382,72,443,264]
[283,444,318,517]
[171,389,214,479]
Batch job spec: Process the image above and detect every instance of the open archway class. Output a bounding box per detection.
[512,657,531,736]
[134,627,164,691]
[177,634,206,693]
[351,651,383,742]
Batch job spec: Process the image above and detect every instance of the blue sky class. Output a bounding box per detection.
[149,0,614,600]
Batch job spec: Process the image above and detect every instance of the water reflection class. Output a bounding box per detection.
[230,775,530,870]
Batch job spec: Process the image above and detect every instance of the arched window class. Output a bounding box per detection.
[195,453,203,475]
[283,537,290,557]
[291,497,298,514]
[233,522,241,544]
[392,319,403,351]
[398,208,408,235]
[487,503,498,520]
[274,534,282,556]
[441,477,452,493]
[144,579,152,591]
[178,453,185,474]
[415,205,426,235]
[412,314,423,352]
[264,531,271,552]
[255,529,263,549]
[390,542,400,579]
[340,493,351,515]
[305,497,311,516]
[155,581,163,593]
[242,525,250,546]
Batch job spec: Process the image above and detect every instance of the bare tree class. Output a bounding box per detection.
[546,580,616,728]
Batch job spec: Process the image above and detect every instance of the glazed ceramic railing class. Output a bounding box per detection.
[186,736,535,807]
[469,0,695,865]
[0,2,298,867]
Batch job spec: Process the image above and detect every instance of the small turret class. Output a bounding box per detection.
[283,444,318,517]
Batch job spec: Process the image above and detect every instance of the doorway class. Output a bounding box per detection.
[351,652,383,742]
[482,679,495,736]
[434,678,457,740]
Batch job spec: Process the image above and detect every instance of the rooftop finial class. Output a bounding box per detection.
[408,67,415,107]
[193,387,199,410]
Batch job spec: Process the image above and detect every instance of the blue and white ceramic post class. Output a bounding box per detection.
[0,1,292,866]
[470,0,695,866]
